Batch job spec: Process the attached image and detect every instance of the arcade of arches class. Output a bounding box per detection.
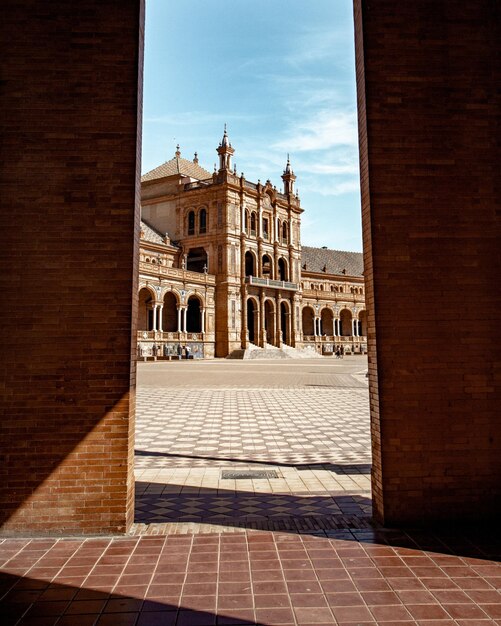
[138,132,366,359]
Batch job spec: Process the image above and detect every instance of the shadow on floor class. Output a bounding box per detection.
[0,571,265,626]
[134,482,373,532]
[135,450,371,474]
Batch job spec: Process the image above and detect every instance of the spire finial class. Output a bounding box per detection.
[193,152,198,164]
[175,144,181,158]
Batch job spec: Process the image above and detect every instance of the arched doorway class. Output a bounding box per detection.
[245,251,255,277]
[320,308,334,336]
[264,300,275,345]
[162,291,178,332]
[186,247,208,273]
[278,258,287,281]
[302,306,315,336]
[280,301,290,345]
[247,298,258,343]
[138,287,154,331]
[186,296,202,333]
[340,308,353,336]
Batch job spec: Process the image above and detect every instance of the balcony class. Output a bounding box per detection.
[245,276,298,291]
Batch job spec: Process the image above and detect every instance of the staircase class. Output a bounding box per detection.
[228,343,322,360]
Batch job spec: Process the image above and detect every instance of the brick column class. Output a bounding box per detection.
[0,0,144,535]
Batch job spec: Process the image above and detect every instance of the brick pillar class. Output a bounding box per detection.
[354,0,500,525]
[0,0,144,534]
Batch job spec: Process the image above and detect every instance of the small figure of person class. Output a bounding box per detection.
[335,348,340,359]
[185,345,191,360]
[177,343,182,360]
[340,345,344,359]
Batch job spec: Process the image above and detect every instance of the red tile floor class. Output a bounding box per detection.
[2,528,500,625]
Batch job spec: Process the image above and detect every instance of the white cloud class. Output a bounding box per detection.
[273,109,358,152]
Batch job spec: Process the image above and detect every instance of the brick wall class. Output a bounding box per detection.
[0,1,144,534]
[354,1,500,524]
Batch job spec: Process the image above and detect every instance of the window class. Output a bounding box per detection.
[199,208,207,234]
[244,211,249,233]
[262,217,269,239]
[188,210,195,236]
[250,212,256,236]
[282,222,288,244]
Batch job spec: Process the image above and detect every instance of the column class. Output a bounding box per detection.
[260,290,266,346]
[152,304,158,331]
[177,307,182,333]
[291,301,297,347]
[201,308,205,334]
[182,307,187,333]
[276,297,282,346]
[157,304,163,332]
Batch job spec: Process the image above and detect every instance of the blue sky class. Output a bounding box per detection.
[142,0,362,252]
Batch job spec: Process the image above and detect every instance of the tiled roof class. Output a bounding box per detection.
[301,246,364,278]
[140,219,165,245]
[141,155,212,182]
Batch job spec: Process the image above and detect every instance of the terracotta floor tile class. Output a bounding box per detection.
[254,607,296,624]
[406,603,451,619]
[331,604,374,622]
[177,609,216,626]
[218,594,254,610]
[368,604,412,621]
[181,594,217,611]
[294,606,335,624]
[64,599,107,614]
[254,594,291,608]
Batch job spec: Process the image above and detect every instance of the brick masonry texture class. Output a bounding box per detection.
[354,1,500,524]
[0,1,144,534]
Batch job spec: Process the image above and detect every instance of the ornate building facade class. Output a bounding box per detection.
[138,130,366,359]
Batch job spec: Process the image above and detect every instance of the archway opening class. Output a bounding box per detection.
[302,306,315,336]
[278,258,287,281]
[247,298,257,343]
[321,308,334,336]
[340,308,353,336]
[186,296,202,333]
[186,247,208,273]
[262,254,273,278]
[138,287,154,331]
[245,251,255,277]
[264,300,275,345]
[162,291,178,332]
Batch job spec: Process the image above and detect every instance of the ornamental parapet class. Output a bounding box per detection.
[139,262,216,285]
[245,276,298,291]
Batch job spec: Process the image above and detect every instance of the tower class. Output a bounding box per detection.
[217,124,235,171]
[281,154,296,196]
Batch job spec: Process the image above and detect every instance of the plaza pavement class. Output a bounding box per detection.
[2,356,500,625]
[133,357,372,534]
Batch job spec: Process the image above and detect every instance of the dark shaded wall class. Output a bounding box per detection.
[354,1,500,524]
[0,1,144,534]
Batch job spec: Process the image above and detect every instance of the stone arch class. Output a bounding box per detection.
[320,307,334,336]
[264,298,275,345]
[138,286,156,331]
[245,250,256,276]
[247,296,259,343]
[278,257,288,281]
[340,308,353,336]
[280,300,291,345]
[186,294,202,333]
[302,305,315,336]
[162,291,178,332]
[262,253,273,278]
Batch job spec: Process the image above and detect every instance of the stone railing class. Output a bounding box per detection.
[301,289,363,302]
[139,263,216,285]
[245,276,298,291]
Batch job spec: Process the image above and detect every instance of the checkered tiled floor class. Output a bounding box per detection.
[135,381,371,529]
